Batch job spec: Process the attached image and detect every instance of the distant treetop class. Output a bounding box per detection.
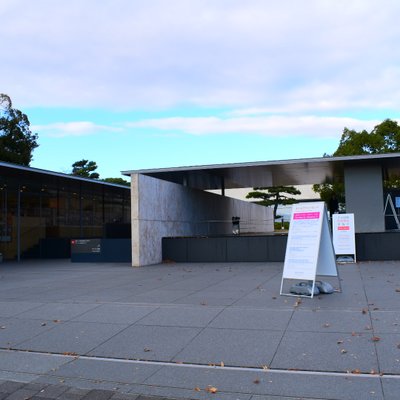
[0,93,39,166]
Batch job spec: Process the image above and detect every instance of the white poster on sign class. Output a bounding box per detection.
[332,213,356,261]
[280,202,339,297]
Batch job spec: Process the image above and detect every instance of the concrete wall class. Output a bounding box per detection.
[131,173,273,266]
[344,163,385,233]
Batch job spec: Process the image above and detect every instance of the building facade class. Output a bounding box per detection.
[0,161,130,261]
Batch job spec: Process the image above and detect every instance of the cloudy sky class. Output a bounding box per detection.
[2,0,400,178]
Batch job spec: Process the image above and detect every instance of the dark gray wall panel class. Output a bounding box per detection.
[162,233,400,263]
[162,238,188,262]
[187,237,226,262]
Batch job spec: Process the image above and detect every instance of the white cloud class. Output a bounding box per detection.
[32,121,122,137]
[127,115,382,138]
[1,0,400,113]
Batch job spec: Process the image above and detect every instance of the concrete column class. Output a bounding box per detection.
[344,163,384,232]
[131,174,140,267]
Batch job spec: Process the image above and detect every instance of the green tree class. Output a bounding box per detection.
[333,119,400,156]
[246,186,301,219]
[71,159,100,179]
[312,182,345,214]
[314,119,400,205]
[102,177,130,186]
[0,93,39,166]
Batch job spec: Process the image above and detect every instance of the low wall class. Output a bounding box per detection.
[163,235,287,262]
[163,232,400,263]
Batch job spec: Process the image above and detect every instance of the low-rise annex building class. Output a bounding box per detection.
[0,161,130,261]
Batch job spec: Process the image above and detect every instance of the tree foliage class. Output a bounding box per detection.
[102,177,130,186]
[71,159,100,179]
[312,183,345,213]
[314,119,400,206]
[334,119,400,156]
[0,93,39,166]
[246,186,301,219]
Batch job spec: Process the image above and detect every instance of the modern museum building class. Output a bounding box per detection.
[2,153,400,265]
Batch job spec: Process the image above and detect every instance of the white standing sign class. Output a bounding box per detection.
[332,213,356,262]
[280,202,339,297]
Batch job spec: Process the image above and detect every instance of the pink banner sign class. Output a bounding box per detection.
[293,212,320,220]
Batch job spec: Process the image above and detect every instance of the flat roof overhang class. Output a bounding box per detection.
[0,161,130,191]
[122,153,400,190]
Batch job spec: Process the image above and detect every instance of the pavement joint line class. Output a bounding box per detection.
[3,348,400,380]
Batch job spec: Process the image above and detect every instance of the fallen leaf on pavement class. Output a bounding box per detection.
[205,386,218,393]
[370,369,378,375]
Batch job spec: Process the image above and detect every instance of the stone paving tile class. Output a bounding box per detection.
[0,371,38,383]
[371,311,400,333]
[0,317,55,347]
[137,306,223,328]
[287,309,372,333]
[121,290,193,304]
[109,393,140,400]
[145,364,384,400]
[232,297,297,309]
[381,377,400,400]
[0,301,44,318]
[56,386,92,400]
[250,397,322,400]
[17,303,100,322]
[88,325,201,361]
[209,308,293,330]
[13,321,127,354]
[293,291,369,311]
[173,328,283,367]
[271,331,379,373]
[80,389,114,400]
[4,388,41,399]
[128,383,251,400]
[50,358,162,384]
[73,304,157,324]
[35,383,69,398]
[373,333,400,374]
[0,381,25,393]
[0,349,73,374]
[172,294,240,307]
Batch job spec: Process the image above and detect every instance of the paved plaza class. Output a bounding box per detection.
[0,259,400,399]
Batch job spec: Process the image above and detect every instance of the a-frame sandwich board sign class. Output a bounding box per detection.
[280,201,341,298]
[332,213,356,263]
